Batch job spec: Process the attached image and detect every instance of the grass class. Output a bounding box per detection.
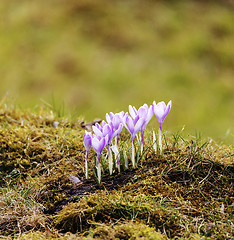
[0,106,233,239]
[0,0,234,142]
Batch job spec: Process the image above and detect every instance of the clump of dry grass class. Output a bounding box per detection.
[0,182,46,236]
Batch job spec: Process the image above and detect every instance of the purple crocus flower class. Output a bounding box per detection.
[92,121,113,146]
[91,135,106,160]
[106,111,125,146]
[83,131,92,157]
[106,112,125,172]
[83,131,92,179]
[129,104,153,153]
[152,100,172,154]
[152,101,172,130]
[140,104,153,134]
[91,135,107,184]
[123,113,144,168]
[93,122,113,174]
[124,114,144,141]
[92,121,122,175]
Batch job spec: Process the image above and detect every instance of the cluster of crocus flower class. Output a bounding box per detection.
[83,100,172,184]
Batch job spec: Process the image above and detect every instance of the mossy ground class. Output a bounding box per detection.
[0,106,233,239]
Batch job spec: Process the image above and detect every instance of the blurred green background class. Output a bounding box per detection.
[0,0,233,142]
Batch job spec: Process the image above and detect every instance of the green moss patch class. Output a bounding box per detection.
[53,191,179,237]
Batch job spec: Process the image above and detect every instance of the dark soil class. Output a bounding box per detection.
[46,168,138,215]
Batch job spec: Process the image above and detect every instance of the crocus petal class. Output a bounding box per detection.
[138,106,147,119]
[160,101,171,122]
[92,136,106,157]
[95,122,102,130]
[106,113,111,124]
[113,123,123,138]
[112,114,122,130]
[152,101,156,112]
[141,107,152,132]
[83,131,92,152]
[91,137,100,153]
[133,117,145,137]
[111,144,119,157]
[147,105,153,121]
[104,124,115,145]
[119,111,126,121]
[154,102,166,119]
[125,115,135,135]
[92,125,103,137]
[103,124,112,137]
[165,100,172,116]
[101,120,107,127]
[121,112,128,126]
[110,112,115,119]
[104,135,109,146]
[129,105,137,119]
[133,115,140,125]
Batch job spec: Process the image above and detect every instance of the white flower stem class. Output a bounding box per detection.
[85,159,88,179]
[108,146,113,175]
[159,128,162,154]
[153,130,157,153]
[115,136,120,172]
[140,132,144,155]
[85,151,89,179]
[132,140,135,168]
[116,135,119,146]
[117,157,120,172]
[96,158,101,185]
[124,150,128,169]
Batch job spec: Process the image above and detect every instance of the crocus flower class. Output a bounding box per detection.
[92,135,107,184]
[83,131,92,179]
[106,112,125,171]
[92,122,113,175]
[92,121,122,175]
[129,104,153,153]
[92,121,113,146]
[106,111,125,146]
[123,113,144,168]
[152,100,172,154]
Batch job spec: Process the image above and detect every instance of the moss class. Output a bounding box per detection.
[16,231,81,240]
[53,191,180,237]
[8,222,165,240]
[90,221,166,240]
